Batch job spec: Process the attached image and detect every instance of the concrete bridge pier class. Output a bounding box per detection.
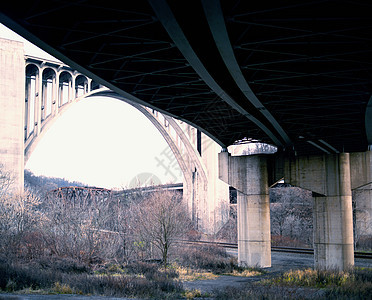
[0,39,25,192]
[285,153,354,270]
[312,154,354,270]
[219,152,271,268]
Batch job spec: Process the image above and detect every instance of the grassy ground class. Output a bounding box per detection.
[214,267,372,300]
[0,245,263,299]
[1,246,371,299]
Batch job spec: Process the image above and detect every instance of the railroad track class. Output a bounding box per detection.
[181,240,372,259]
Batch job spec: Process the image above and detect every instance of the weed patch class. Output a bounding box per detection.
[183,288,210,299]
[173,263,218,281]
[261,267,372,299]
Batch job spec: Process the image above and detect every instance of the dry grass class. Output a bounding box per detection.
[172,263,218,281]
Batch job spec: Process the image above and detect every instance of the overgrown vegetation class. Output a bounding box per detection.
[214,268,372,300]
[264,267,372,299]
[0,167,371,299]
[1,168,262,298]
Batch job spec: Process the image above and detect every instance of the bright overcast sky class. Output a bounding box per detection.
[1,24,182,189]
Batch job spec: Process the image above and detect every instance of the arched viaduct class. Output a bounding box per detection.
[1,38,229,234]
[1,0,372,271]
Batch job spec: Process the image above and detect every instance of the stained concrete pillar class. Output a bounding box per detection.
[285,153,354,270]
[0,38,25,192]
[219,152,271,267]
[350,151,372,246]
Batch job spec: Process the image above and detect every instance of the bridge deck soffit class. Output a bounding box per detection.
[2,1,372,155]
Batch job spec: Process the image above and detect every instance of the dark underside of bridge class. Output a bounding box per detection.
[2,1,372,155]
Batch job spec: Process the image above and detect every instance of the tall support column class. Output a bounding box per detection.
[313,154,354,269]
[285,153,354,270]
[0,38,25,192]
[219,152,271,267]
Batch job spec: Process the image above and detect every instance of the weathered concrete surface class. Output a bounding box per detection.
[200,133,230,234]
[285,153,354,270]
[350,152,372,239]
[0,38,25,192]
[353,184,372,237]
[219,153,271,267]
[350,151,372,190]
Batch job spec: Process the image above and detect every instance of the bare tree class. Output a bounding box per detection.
[0,164,14,198]
[270,185,313,246]
[0,191,44,257]
[132,190,191,268]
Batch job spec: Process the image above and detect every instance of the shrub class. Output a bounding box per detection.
[36,256,89,274]
[52,282,75,294]
[0,260,58,291]
[176,244,257,275]
[63,272,182,298]
[125,260,160,276]
[0,259,183,298]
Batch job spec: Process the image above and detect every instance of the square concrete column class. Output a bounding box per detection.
[219,152,271,267]
[0,38,25,192]
[313,153,354,270]
[285,153,354,270]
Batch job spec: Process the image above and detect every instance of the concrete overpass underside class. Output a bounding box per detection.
[2,1,372,154]
[1,1,372,271]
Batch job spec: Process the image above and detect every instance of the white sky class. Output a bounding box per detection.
[1,24,182,189]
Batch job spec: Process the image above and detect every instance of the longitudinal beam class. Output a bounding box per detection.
[202,0,291,146]
[148,0,283,147]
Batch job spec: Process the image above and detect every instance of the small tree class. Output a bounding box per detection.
[132,190,190,269]
[0,191,43,257]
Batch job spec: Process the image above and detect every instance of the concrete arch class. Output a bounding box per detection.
[25,87,206,183]
[58,70,73,106]
[41,67,56,122]
[24,88,227,232]
[75,74,89,98]
[24,88,98,164]
[82,89,207,188]
[25,63,41,141]
[81,90,218,232]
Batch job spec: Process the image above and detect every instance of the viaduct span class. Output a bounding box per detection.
[1,1,372,271]
[1,39,230,235]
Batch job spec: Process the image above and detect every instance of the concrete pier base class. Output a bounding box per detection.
[219,152,271,267]
[237,191,271,267]
[313,153,354,270]
[313,194,354,270]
